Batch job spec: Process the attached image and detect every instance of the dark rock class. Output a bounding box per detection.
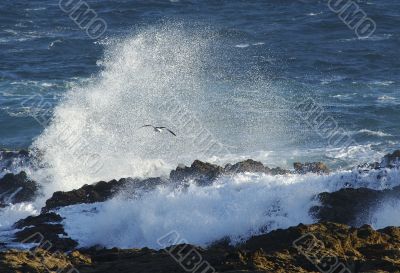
[269,167,290,175]
[357,161,381,170]
[310,185,400,225]
[310,188,379,225]
[170,160,290,184]
[293,162,329,174]
[0,171,39,205]
[170,160,224,185]
[0,150,31,173]
[381,150,400,168]
[225,159,270,174]
[42,177,165,212]
[134,177,164,191]
[18,149,30,157]
[13,212,63,229]
[42,178,131,213]
[12,212,78,252]
[14,223,78,251]
[4,222,400,272]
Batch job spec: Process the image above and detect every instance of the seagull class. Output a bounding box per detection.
[139,125,176,136]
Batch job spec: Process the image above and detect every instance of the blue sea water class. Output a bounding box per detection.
[0,0,399,167]
[1,0,400,250]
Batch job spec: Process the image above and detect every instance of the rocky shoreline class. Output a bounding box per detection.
[0,150,400,272]
[3,222,400,272]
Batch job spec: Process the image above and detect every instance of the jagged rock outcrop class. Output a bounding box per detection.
[14,223,78,252]
[42,159,280,212]
[0,150,30,172]
[170,160,225,185]
[310,185,400,226]
[381,150,400,168]
[0,171,40,206]
[3,151,400,272]
[225,159,271,174]
[13,212,62,229]
[42,178,131,212]
[3,222,400,272]
[170,159,290,185]
[358,149,400,170]
[293,162,329,174]
[42,177,164,212]
[12,212,78,251]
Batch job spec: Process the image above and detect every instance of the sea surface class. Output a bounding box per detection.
[0,0,400,249]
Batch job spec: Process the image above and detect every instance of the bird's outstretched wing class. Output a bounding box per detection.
[139,124,154,129]
[166,129,176,136]
[157,127,177,136]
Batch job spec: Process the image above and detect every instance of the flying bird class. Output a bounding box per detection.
[139,125,176,136]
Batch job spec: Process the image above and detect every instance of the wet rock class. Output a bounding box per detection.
[293,162,329,174]
[13,212,63,229]
[269,167,290,175]
[310,185,400,225]
[14,223,78,251]
[0,149,31,173]
[225,159,270,174]
[357,161,381,170]
[240,222,400,272]
[133,177,164,191]
[12,212,78,252]
[4,222,400,272]
[381,150,400,168]
[170,160,224,185]
[0,171,39,206]
[42,177,164,212]
[310,188,379,225]
[42,178,131,212]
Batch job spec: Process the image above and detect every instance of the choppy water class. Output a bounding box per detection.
[1,0,399,164]
[0,0,400,249]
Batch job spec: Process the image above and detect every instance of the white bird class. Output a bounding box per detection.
[139,125,176,136]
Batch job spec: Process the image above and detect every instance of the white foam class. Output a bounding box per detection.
[339,34,393,42]
[357,129,392,137]
[370,80,394,86]
[324,143,384,167]
[58,168,400,249]
[235,44,250,48]
[0,203,38,230]
[306,12,322,16]
[378,95,396,101]
[49,40,62,49]
[320,75,347,85]
[370,199,400,229]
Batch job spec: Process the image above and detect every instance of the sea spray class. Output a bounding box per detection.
[29,23,290,195]
[58,167,400,249]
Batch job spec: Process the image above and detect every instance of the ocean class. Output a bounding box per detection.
[0,0,400,249]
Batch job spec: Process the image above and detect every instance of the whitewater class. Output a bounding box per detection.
[1,24,400,249]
